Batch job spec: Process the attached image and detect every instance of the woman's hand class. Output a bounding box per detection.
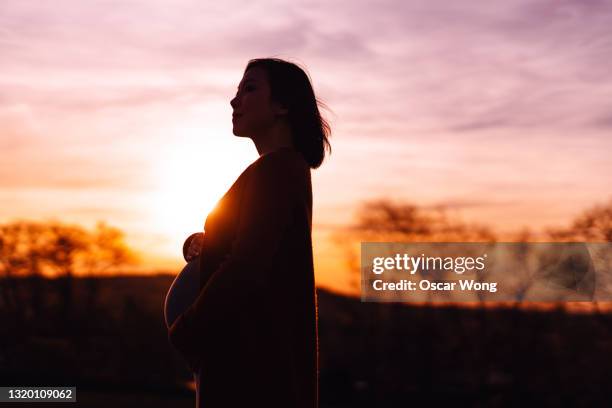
[183,232,204,262]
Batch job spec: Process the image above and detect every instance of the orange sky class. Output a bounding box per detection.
[1,1,611,295]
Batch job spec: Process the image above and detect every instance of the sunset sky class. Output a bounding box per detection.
[1,0,611,293]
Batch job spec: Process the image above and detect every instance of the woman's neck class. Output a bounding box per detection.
[253,120,294,156]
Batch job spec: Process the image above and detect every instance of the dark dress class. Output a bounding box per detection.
[168,146,319,408]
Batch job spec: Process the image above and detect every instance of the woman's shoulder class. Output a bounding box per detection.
[242,148,309,198]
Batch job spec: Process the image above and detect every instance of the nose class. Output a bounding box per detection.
[230,95,239,110]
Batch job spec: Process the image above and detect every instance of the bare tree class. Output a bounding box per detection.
[0,220,138,323]
[333,198,497,294]
[81,221,139,314]
[544,198,612,314]
[545,198,612,242]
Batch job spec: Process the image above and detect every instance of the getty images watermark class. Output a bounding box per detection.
[361,242,612,302]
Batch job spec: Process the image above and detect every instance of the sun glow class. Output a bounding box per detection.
[149,128,242,257]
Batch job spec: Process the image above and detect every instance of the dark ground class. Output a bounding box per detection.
[1,274,611,407]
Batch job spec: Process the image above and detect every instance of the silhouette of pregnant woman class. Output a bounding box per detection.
[165,57,332,408]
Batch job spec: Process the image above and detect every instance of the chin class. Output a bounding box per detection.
[232,130,250,138]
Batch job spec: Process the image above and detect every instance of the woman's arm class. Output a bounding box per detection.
[168,155,297,372]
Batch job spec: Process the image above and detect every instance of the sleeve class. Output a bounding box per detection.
[168,156,296,372]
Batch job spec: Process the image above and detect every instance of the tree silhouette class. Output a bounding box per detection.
[544,198,612,313]
[0,220,138,326]
[332,198,497,293]
[333,197,612,313]
[545,198,612,242]
[81,221,139,315]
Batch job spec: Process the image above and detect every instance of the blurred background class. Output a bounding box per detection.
[1,0,611,406]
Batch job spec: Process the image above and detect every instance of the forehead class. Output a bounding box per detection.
[239,67,267,85]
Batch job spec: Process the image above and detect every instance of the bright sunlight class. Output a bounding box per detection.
[149,124,247,258]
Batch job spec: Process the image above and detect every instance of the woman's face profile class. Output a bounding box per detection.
[230,67,284,138]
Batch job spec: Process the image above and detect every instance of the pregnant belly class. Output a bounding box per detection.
[164,258,200,328]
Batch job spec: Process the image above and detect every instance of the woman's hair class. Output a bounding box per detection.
[245,58,332,169]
